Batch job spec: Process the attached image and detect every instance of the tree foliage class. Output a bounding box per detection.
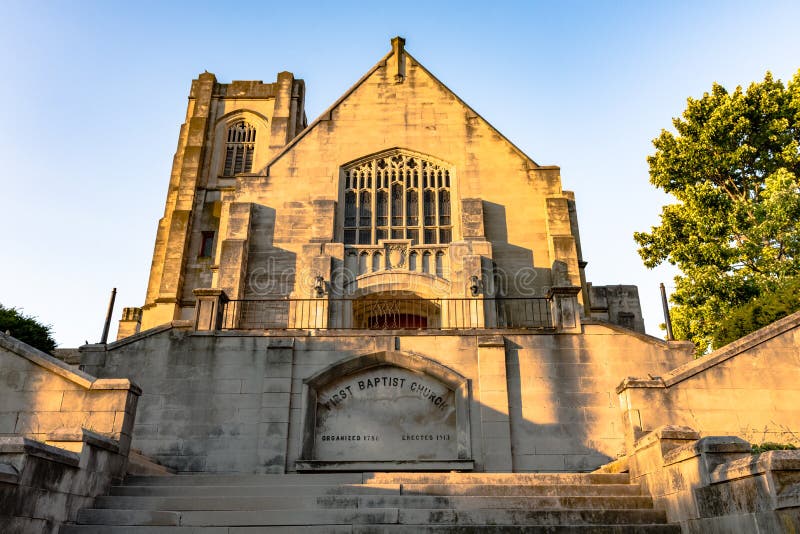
[635,70,800,353]
[0,304,57,353]
[712,275,800,349]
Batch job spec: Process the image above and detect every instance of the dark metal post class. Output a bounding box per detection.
[100,288,117,344]
[660,283,674,341]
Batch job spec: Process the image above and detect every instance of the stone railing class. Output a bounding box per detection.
[0,431,132,533]
[218,296,553,330]
[344,241,450,277]
[627,425,800,532]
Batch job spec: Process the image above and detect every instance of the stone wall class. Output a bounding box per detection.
[587,283,646,333]
[0,332,140,533]
[0,333,140,451]
[83,321,692,474]
[618,310,800,451]
[626,425,800,532]
[0,432,131,534]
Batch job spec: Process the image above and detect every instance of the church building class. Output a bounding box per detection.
[4,36,800,533]
[91,37,692,474]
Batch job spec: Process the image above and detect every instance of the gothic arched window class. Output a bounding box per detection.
[223,121,256,176]
[342,152,452,245]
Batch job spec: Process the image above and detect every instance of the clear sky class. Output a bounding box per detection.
[1,1,799,347]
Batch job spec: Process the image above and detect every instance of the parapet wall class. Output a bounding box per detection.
[618,311,800,451]
[0,431,131,534]
[0,332,142,533]
[0,332,140,453]
[82,322,692,474]
[627,425,800,532]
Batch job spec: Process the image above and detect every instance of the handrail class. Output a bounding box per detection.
[220,297,552,330]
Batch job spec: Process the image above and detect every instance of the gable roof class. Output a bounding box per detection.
[262,38,543,176]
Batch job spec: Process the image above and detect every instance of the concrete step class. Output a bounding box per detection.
[353,527,681,534]
[77,507,668,528]
[124,473,365,486]
[400,483,642,496]
[123,472,632,487]
[363,472,632,485]
[94,494,654,511]
[63,526,679,534]
[354,527,681,534]
[64,527,352,533]
[397,508,670,526]
[110,483,401,497]
[67,472,675,533]
[110,482,641,498]
[77,508,399,527]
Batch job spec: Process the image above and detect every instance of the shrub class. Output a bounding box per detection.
[712,276,800,349]
[0,304,57,353]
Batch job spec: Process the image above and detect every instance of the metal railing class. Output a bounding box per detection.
[221,297,552,330]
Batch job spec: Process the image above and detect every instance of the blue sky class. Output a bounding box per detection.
[1,1,799,346]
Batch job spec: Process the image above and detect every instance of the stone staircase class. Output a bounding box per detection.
[61,472,680,533]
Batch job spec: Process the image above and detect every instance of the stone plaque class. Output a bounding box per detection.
[313,365,457,461]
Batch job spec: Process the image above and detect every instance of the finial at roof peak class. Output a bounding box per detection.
[391,36,406,83]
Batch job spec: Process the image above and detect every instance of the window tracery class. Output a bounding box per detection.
[343,152,452,245]
[223,121,256,175]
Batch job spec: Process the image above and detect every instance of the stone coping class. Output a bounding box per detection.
[662,437,750,467]
[632,425,700,452]
[295,459,475,472]
[617,310,800,393]
[100,323,182,350]
[0,463,19,484]
[47,428,121,454]
[264,42,541,176]
[582,319,691,349]
[106,322,574,348]
[0,437,80,467]
[0,332,141,395]
[263,50,394,175]
[710,450,800,484]
[193,327,558,337]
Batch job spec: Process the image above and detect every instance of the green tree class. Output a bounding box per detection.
[634,70,800,353]
[712,275,800,348]
[0,304,57,353]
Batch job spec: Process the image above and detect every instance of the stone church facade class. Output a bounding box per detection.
[92,37,695,474]
[4,37,800,533]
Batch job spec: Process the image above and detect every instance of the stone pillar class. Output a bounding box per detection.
[116,307,142,340]
[477,335,513,472]
[216,202,253,299]
[269,71,297,152]
[461,198,485,240]
[141,72,217,330]
[547,286,582,333]
[628,425,752,526]
[258,338,294,473]
[545,196,585,306]
[460,255,486,328]
[192,289,228,331]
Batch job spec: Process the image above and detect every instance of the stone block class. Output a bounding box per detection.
[259,406,290,423]
[262,378,292,393]
[0,369,28,390]
[61,391,127,412]
[0,413,18,433]
[208,394,261,410]
[261,392,291,407]
[211,379,243,393]
[2,391,64,412]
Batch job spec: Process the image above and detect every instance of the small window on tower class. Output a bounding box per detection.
[200,231,215,258]
[223,121,256,176]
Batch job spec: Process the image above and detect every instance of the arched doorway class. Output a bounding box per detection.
[352,290,440,329]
